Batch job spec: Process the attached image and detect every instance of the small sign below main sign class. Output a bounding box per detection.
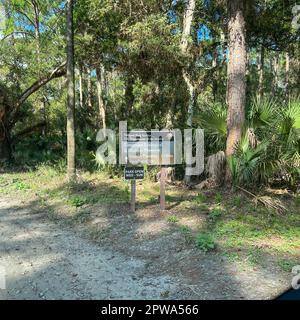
[124,167,144,180]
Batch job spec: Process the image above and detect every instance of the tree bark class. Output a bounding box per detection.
[0,113,11,162]
[181,0,196,185]
[285,51,290,97]
[0,136,11,162]
[66,0,76,182]
[0,87,11,162]
[226,0,247,182]
[180,0,196,53]
[271,52,279,95]
[86,66,93,110]
[96,65,106,130]
[180,0,196,129]
[78,65,84,109]
[257,45,265,100]
[212,46,218,101]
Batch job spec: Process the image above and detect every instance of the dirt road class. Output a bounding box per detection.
[0,195,292,300]
[0,196,182,299]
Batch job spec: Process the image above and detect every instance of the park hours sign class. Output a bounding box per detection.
[124,167,144,180]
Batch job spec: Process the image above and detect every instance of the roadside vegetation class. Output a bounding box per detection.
[1,165,299,274]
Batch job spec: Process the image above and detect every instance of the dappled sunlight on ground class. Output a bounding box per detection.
[0,167,299,299]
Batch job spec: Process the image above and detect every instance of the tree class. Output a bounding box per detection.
[257,44,264,99]
[96,64,106,130]
[66,0,76,181]
[0,63,66,162]
[180,0,196,184]
[225,0,247,182]
[180,0,196,128]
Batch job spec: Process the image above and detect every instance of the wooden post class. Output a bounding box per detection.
[131,179,136,212]
[160,167,166,211]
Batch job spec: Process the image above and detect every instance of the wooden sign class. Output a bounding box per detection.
[121,130,175,165]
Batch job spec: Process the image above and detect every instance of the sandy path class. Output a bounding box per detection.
[0,196,181,300]
[0,195,293,300]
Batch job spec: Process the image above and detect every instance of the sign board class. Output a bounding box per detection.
[124,167,144,180]
[121,130,175,166]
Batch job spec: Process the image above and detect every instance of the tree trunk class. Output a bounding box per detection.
[180,0,196,129]
[285,51,290,97]
[0,89,11,162]
[271,53,279,95]
[0,118,11,162]
[78,65,84,109]
[96,65,106,130]
[257,45,265,100]
[226,0,247,182]
[86,66,93,110]
[181,0,196,185]
[212,46,218,101]
[0,139,11,162]
[124,76,134,118]
[32,0,48,136]
[66,0,76,182]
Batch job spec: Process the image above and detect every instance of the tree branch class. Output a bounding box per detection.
[16,62,66,109]
[13,121,46,141]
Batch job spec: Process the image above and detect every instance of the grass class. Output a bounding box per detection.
[208,207,224,222]
[1,164,299,271]
[194,193,207,204]
[69,195,87,207]
[195,232,216,252]
[214,193,223,204]
[278,259,299,272]
[167,215,179,223]
[178,225,194,244]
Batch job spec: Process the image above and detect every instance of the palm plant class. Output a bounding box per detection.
[195,102,227,153]
[277,97,300,184]
[196,96,300,187]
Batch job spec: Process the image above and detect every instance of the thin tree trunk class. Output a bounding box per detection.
[212,46,218,101]
[0,137,11,162]
[96,65,106,130]
[285,51,290,97]
[181,0,196,185]
[257,45,265,100]
[272,52,279,95]
[0,89,11,161]
[32,0,41,69]
[41,96,47,135]
[32,0,48,136]
[0,112,11,162]
[86,66,93,110]
[180,0,196,128]
[226,0,247,182]
[66,0,76,182]
[124,76,134,118]
[78,65,84,109]
[180,0,196,53]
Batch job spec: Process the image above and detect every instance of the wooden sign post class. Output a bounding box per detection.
[124,167,144,212]
[131,179,136,212]
[160,166,166,211]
